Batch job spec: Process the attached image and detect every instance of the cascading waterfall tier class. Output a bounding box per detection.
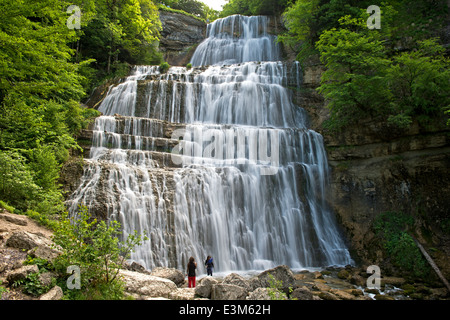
[68,14,352,273]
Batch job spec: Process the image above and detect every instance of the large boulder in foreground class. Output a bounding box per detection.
[251,265,296,293]
[150,267,185,287]
[211,283,248,300]
[119,269,177,299]
[195,276,218,299]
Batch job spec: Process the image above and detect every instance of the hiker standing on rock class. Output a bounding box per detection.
[186,256,197,288]
[205,255,214,276]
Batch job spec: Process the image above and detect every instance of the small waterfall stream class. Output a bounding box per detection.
[68,14,352,274]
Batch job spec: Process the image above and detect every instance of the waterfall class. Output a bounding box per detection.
[68,15,352,273]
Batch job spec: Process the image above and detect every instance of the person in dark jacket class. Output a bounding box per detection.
[186,256,197,288]
[205,255,214,276]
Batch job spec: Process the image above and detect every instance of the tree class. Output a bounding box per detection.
[0,0,96,216]
[315,15,391,130]
[387,38,450,128]
[52,206,147,299]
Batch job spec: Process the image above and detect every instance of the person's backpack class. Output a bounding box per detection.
[206,258,214,268]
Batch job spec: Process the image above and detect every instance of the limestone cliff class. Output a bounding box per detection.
[294,65,450,278]
[158,10,206,66]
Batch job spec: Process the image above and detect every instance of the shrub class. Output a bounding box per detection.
[159,62,170,73]
[52,206,147,300]
[373,212,430,278]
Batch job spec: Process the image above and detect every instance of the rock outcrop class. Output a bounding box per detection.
[158,10,206,66]
[293,64,450,279]
[119,269,178,299]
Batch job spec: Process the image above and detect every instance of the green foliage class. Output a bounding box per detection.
[0,200,15,213]
[0,280,8,298]
[315,12,449,131]
[387,39,450,128]
[12,272,53,297]
[221,0,290,17]
[159,61,171,73]
[0,0,107,219]
[316,15,392,130]
[186,63,193,69]
[0,150,41,211]
[24,255,54,273]
[266,273,293,300]
[374,212,431,278]
[52,206,147,300]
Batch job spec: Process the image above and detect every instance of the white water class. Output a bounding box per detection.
[68,15,352,274]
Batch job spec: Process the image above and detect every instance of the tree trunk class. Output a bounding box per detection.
[412,236,450,293]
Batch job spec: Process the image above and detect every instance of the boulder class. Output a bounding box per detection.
[382,277,406,287]
[40,285,63,300]
[119,269,177,299]
[291,286,314,300]
[150,267,185,287]
[350,274,366,287]
[312,282,331,292]
[6,264,39,284]
[6,231,53,251]
[331,289,356,300]
[337,269,351,280]
[211,283,248,300]
[318,291,339,300]
[246,287,271,300]
[0,213,28,226]
[28,245,61,263]
[195,276,218,298]
[169,288,196,300]
[39,272,58,287]
[128,261,151,274]
[254,265,295,293]
[222,273,251,291]
[313,271,324,279]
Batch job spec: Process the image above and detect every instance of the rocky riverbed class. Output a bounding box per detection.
[0,209,448,300]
